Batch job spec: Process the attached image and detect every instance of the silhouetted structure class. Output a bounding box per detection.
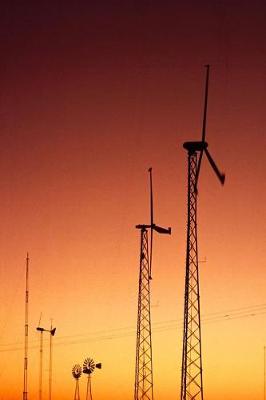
[49,323,56,400]
[135,168,171,400]
[83,358,102,400]
[181,65,225,400]
[72,364,82,400]
[23,253,29,400]
[36,323,56,400]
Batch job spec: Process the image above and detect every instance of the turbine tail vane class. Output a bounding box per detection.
[148,168,171,279]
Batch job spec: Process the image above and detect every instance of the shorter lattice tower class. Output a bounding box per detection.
[134,168,171,400]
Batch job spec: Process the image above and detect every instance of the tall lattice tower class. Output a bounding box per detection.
[23,253,29,400]
[134,168,171,400]
[180,65,225,400]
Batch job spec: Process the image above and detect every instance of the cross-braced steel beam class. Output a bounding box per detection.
[181,149,204,400]
[135,227,153,400]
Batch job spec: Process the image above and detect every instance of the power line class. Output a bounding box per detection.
[0,303,265,353]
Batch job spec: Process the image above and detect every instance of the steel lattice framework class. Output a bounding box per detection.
[135,227,153,400]
[181,148,203,400]
[180,66,225,400]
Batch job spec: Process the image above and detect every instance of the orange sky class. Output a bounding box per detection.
[0,1,266,399]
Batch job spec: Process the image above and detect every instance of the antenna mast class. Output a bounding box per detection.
[134,168,171,400]
[23,253,29,400]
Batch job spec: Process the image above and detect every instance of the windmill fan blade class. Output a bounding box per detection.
[204,148,225,185]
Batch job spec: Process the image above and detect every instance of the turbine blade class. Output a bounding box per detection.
[38,312,42,327]
[201,64,210,143]
[148,167,153,279]
[204,148,225,185]
[195,65,210,193]
[154,225,171,235]
[194,150,204,193]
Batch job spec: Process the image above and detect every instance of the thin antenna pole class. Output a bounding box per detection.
[49,320,53,400]
[39,330,43,400]
[263,346,266,400]
[23,253,29,400]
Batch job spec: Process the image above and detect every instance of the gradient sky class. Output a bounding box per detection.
[0,1,266,399]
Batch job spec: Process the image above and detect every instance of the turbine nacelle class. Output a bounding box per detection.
[183,141,208,153]
[183,140,225,187]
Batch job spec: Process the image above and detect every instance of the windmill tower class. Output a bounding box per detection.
[72,364,82,400]
[83,358,102,400]
[134,168,171,400]
[180,65,225,400]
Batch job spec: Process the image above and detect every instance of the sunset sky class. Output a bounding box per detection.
[0,1,266,399]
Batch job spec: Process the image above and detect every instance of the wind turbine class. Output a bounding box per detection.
[180,65,225,400]
[134,168,171,400]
